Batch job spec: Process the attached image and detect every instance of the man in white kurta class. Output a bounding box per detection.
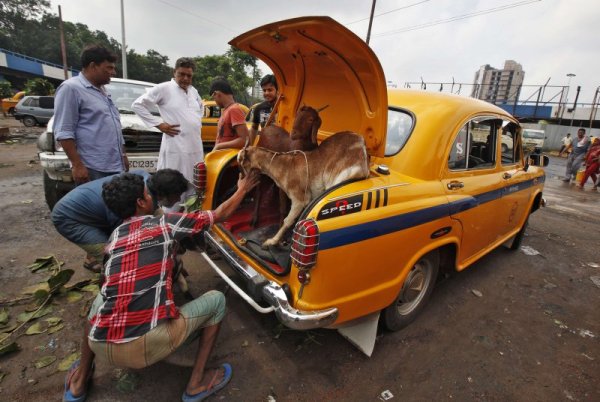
[132,57,203,201]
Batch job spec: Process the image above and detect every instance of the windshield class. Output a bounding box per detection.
[106,81,159,115]
[385,108,414,156]
[523,130,544,139]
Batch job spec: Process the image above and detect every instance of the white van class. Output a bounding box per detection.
[522,129,545,153]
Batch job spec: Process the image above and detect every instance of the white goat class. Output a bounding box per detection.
[238,131,370,247]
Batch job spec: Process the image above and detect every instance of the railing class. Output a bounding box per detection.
[0,47,79,75]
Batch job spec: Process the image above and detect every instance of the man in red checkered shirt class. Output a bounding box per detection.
[63,171,258,402]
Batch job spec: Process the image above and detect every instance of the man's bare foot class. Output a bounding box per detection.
[186,366,225,396]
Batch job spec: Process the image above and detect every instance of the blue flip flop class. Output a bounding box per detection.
[182,363,233,402]
[63,359,95,402]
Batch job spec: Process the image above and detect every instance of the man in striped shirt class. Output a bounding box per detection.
[63,171,258,402]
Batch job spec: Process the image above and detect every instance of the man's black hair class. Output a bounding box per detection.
[260,74,278,90]
[102,173,145,219]
[175,57,196,71]
[81,45,118,68]
[147,169,188,199]
[209,78,233,95]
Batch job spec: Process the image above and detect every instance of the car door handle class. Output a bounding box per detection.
[502,172,512,179]
[447,181,464,190]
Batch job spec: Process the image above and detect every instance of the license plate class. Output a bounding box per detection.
[129,159,157,171]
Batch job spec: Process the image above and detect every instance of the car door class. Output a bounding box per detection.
[442,116,505,266]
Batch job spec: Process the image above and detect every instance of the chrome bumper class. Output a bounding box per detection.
[204,228,338,330]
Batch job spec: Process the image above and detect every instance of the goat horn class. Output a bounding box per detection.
[316,104,329,112]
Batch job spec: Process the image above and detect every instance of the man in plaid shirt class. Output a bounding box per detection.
[63,171,258,402]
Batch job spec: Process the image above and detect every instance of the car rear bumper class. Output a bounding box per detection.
[204,228,339,330]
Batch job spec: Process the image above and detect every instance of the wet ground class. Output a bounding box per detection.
[0,115,598,401]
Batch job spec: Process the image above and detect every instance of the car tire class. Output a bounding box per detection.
[501,144,508,153]
[507,214,529,251]
[382,249,439,331]
[22,116,37,127]
[7,107,15,116]
[43,171,74,211]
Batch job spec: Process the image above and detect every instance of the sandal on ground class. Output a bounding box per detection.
[83,260,102,273]
[63,359,95,402]
[182,363,232,402]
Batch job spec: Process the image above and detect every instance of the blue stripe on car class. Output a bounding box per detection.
[319,175,544,250]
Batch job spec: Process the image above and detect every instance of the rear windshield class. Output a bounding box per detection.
[523,130,544,139]
[385,108,414,156]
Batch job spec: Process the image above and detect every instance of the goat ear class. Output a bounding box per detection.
[311,115,321,144]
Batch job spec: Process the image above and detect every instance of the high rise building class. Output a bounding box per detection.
[471,60,525,104]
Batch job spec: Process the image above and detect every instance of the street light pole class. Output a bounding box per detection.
[120,0,128,79]
[561,73,575,120]
[366,0,376,45]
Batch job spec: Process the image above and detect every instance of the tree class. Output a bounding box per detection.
[0,81,13,98]
[192,46,261,105]
[127,49,172,83]
[24,78,54,95]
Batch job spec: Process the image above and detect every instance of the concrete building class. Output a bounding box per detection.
[471,60,525,104]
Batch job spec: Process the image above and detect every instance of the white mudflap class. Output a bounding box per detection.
[337,311,380,357]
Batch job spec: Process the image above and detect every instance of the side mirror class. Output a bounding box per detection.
[529,153,549,167]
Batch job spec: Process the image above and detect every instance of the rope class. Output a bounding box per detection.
[265,149,310,199]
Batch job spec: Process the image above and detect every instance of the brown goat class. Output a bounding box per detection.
[251,105,325,227]
[239,131,370,247]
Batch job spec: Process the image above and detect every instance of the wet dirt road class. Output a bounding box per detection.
[0,117,598,401]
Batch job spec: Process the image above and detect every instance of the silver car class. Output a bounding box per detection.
[14,96,54,126]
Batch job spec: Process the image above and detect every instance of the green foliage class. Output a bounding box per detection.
[24,78,54,95]
[192,46,261,105]
[0,81,13,98]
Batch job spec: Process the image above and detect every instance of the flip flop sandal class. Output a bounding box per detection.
[181,363,232,402]
[63,359,95,402]
[83,261,102,273]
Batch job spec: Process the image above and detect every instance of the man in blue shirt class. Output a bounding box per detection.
[53,45,127,184]
[563,128,590,183]
[51,169,189,272]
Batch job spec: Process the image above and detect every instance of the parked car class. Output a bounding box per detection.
[198,17,549,355]
[1,91,26,116]
[522,129,546,154]
[14,95,54,126]
[37,79,249,210]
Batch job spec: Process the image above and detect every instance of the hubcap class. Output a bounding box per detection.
[396,259,433,315]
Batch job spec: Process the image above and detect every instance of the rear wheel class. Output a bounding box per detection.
[501,143,508,153]
[22,115,37,127]
[383,249,439,331]
[506,215,529,251]
[7,107,15,116]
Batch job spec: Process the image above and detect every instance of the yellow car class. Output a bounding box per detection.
[199,17,548,355]
[2,91,26,116]
[201,100,249,149]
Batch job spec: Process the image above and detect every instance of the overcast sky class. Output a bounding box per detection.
[49,0,599,103]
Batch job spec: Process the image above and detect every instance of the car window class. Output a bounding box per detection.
[501,121,521,165]
[106,81,158,115]
[385,108,413,156]
[448,117,498,170]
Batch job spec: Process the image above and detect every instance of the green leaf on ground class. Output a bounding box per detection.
[25,322,47,335]
[0,322,18,334]
[17,305,53,323]
[47,323,64,334]
[57,352,80,372]
[81,284,100,294]
[48,269,74,292]
[0,333,9,343]
[0,342,19,357]
[45,317,62,327]
[66,291,83,303]
[27,255,59,273]
[33,289,50,302]
[0,308,8,325]
[116,371,139,393]
[0,371,6,383]
[21,282,50,295]
[34,355,56,369]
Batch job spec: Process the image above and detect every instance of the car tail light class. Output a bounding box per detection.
[291,219,319,270]
[193,162,207,196]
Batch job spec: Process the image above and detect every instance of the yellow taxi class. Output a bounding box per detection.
[201,100,249,148]
[2,91,26,116]
[199,17,548,355]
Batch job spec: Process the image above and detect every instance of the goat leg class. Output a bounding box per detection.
[262,199,305,249]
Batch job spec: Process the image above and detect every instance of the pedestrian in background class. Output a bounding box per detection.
[209,78,250,150]
[558,133,572,157]
[577,138,600,190]
[563,128,589,184]
[54,45,127,184]
[132,57,204,201]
